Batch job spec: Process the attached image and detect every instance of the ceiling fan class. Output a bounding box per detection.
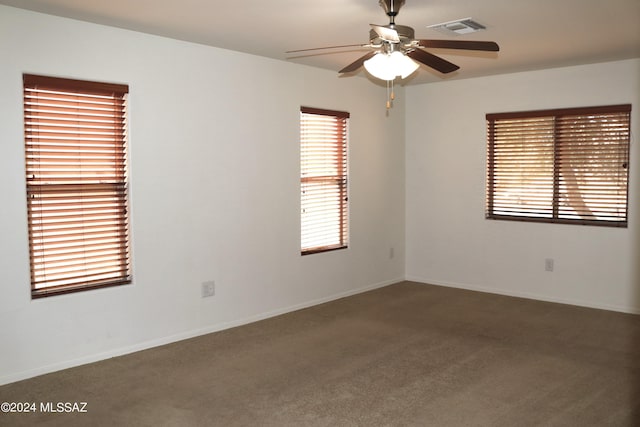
[287,0,499,105]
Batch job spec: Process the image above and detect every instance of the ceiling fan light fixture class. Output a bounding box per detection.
[364,51,419,81]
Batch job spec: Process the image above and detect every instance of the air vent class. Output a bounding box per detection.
[427,18,486,36]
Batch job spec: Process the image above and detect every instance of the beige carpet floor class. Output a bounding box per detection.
[1,281,639,426]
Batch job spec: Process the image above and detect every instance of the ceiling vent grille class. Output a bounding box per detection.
[427,18,486,36]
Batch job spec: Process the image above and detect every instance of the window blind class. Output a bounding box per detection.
[300,107,349,254]
[24,74,131,298]
[486,104,631,226]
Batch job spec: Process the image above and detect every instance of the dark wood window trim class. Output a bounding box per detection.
[24,74,132,298]
[300,106,349,255]
[486,104,631,227]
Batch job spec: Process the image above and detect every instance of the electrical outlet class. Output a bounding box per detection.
[201,280,215,298]
[544,258,554,272]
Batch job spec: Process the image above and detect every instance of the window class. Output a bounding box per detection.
[23,74,131,298]
[486,104,631,227]
[300,107,349,254]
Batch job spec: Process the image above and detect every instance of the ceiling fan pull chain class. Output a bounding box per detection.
[385,78,397,109]
[386,79,391,109]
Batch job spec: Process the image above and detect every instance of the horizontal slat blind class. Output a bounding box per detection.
[486,105,630,226]
[300,107,349,254]
[556,112,629,222]
[24,74,131,297]
[487,116,555,218]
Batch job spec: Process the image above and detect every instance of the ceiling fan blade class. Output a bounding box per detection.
[339,51,377,73]
[286,44,368,54]
[406,49,460,74]
[370,24,400,42]
[417,40,499,52]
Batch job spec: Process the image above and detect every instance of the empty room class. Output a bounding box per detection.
[0,0,639,425]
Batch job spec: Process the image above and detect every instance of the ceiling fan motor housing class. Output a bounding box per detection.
[369,24,416,51]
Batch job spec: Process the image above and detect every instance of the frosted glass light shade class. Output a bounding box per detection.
[364,51,419,81]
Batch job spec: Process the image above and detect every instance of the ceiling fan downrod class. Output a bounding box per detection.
[379,0,405,26]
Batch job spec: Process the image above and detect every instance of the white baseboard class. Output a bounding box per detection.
[405,275,640,315]
[0,276,402,386]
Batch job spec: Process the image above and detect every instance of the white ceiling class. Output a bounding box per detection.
[2,0,639,85]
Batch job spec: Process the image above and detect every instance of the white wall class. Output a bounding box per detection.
[406,59,640,313]
[0,6,406,385]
